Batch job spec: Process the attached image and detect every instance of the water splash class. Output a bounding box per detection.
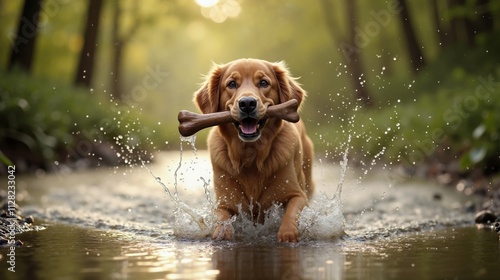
[143,135,214,238]
[297,135,350,240]
[148,133,350,241]
[180,135,197,152]
[336,134,351,200]
[231,204,283,242]
[298,193,345,240]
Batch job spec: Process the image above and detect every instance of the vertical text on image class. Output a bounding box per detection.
[7,165,17,272]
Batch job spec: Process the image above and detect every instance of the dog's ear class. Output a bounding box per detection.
[271,61,306,109]
[194,63,226,114]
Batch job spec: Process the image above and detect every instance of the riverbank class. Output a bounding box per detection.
[0,190,39,247]
[406,161,500,229]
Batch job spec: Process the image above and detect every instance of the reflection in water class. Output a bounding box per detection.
[212,244,345,279]
[5,225,499,280]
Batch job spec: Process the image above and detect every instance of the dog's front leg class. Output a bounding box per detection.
[212,208,234,240]
[277,195,307,242]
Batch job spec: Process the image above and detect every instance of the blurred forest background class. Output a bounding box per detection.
[1,0,499,182]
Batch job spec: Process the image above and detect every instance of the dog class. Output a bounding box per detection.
[194,58,314,242]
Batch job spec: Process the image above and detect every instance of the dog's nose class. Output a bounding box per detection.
[238,97,257,114]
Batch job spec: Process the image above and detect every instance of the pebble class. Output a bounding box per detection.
[25,216,35,224]
[432,193,442,201]
[474,210,498,224]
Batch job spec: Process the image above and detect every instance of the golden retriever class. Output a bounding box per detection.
[194,58,314,242]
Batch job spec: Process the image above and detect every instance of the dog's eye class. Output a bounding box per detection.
[259,79,270,88]
[227,81,237,89]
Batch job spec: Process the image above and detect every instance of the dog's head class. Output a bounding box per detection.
[194,58,305,142]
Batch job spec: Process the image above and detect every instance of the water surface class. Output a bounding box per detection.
[2,151,497,279]
[4,224,499,279]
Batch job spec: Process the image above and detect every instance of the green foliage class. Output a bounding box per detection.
[1,0,499,176]
[334,43,500,174]
[0,69,156,171]
[0,150,13,166]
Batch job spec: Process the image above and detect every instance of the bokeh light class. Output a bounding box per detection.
[199,0,241,23]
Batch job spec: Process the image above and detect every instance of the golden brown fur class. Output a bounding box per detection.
[194,58,314,242]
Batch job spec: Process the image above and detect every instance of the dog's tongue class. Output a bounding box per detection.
[241,119,258,134]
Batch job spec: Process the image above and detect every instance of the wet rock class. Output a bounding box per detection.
[494,219,500,233]
[474,210,498,224]
[432,193,442,201]
[0,197,38,247]
[25,216,35,224]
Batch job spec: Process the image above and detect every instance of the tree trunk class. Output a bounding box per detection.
[475,0,494,34]
[430,0,447,48]
[396,0,425,74]
[111,0,123,101]
[8,0,42,72]
[463,0,494,46]
[344,0,373,107]
[464,18,476,46]
[320,0,373,107]
[319,0,344,45]
[74,0,103,87]
[446,0,460,46]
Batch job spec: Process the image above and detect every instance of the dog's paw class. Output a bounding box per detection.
[277,223,299,242]
[212,223,234,240]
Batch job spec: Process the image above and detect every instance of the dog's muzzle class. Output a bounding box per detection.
[233,97,267,142]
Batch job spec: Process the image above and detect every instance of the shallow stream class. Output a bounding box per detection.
[2,151,499,279]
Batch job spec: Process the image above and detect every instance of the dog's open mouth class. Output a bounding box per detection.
[234,117,267,142]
